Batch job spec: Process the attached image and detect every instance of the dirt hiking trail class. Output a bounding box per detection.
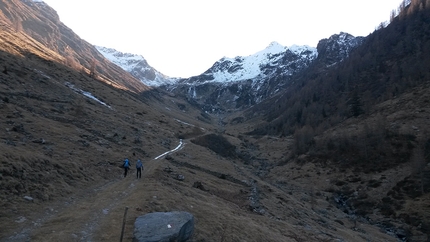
[4,140,185,242]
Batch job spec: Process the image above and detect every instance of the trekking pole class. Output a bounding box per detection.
[120,206,129,242]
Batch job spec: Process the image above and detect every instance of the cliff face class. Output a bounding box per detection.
[0,0,149,93]
[316,32,364,67]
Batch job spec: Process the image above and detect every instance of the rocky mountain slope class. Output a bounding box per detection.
[316,32,364,67]
[0,0,149,93]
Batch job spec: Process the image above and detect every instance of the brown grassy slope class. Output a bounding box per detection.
[0,24,201,239]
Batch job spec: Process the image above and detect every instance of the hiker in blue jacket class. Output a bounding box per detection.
[123,158,130,177]
[136,159,143,179]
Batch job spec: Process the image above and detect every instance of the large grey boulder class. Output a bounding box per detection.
[133,211,194,242]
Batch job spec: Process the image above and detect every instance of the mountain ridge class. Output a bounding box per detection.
[98,32,363,114]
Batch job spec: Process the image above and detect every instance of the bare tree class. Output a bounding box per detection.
[89,58,97,78]
[390,9,397,23]
[63,45,80,70]
[398,0,409,19]
[65,55,79,69]
[408,0,422,14]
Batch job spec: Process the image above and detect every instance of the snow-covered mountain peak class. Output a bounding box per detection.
[189,42,317,84]
[95,46,145,72]
[264,41,286,54]
[96,46,175,87]
[218,41,286,65]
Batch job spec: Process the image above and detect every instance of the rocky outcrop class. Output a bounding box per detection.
[133,211,194,242]
[316,32,364,67]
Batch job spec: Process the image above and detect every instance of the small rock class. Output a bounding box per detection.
[163,167,173,173]
[32,138,45,144]
[15,216,26,223]
[23,196,33,202]
[175,174,185,181]
[192,181,208,191]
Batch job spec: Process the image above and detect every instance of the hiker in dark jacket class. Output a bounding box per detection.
[136,159,143,179]
[123,158,130,177]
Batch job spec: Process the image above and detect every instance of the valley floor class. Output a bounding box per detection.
[1,135,409,242]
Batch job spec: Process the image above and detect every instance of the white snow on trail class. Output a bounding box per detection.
[65,82,111,109]
[174,119,194,127]
[154,139,183,160]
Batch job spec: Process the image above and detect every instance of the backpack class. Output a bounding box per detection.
[136,160,143,169]
[123,159,129,168]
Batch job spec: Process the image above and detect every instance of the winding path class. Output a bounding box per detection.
[154,139,184,160]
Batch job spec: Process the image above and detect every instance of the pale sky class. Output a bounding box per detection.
[41,0,403,78]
